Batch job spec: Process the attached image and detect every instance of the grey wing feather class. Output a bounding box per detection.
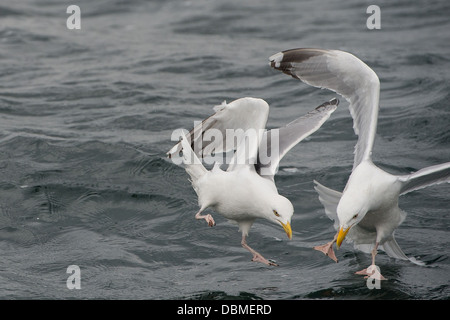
[167,97,270,162]
[381,235,425,266]
[313,179,342,230]
[398,162,450,195]
[270,48,380,170]
[256,98,338,179]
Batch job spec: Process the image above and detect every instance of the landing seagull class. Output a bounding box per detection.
[270,48,450,278]
[168,97,338,266]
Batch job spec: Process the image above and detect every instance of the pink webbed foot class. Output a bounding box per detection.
[241,234,278,267]
[204,214,215,227]
[251,253,279,267]
[314,242,338,263]
[195,211,216,227]
[355,265,387,280]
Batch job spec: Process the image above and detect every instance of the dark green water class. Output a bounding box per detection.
[0,0,449,299]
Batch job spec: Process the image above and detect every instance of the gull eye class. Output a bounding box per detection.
[353,214,359,219]
[273,210,280,217]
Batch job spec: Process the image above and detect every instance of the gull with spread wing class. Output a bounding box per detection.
[270,48,450,278]
[168,97,337,266]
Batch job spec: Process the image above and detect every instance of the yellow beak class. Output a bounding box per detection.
[280,221,292,240]
[336,226,350,249]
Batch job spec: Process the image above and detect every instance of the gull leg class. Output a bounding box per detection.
[241,234,278,267]
[313,232,338,262]
[195,209,216,227]
[355,242,387,280]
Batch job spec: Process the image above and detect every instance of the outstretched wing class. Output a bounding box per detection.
[256,98,338,179]
[167,97,269,166]
[270,48,380,170]
[398,162,450,195]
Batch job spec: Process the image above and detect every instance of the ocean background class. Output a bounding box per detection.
[0,0,449,299]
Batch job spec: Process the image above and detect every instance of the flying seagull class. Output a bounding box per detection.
[168,97,338,266]
[270,48,450,278]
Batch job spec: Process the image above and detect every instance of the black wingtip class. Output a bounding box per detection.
[315,98,339,111]
[269,48,327,81]
[329,98,340,106]
[269,48,328,66]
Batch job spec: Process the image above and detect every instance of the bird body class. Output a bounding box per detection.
[194,165,289,232]
[270,47,450,277]
[339,160,405,247]
[168,97,337,266]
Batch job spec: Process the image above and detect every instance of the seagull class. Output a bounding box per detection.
[167,97,338,266]
[270,48,450,278]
